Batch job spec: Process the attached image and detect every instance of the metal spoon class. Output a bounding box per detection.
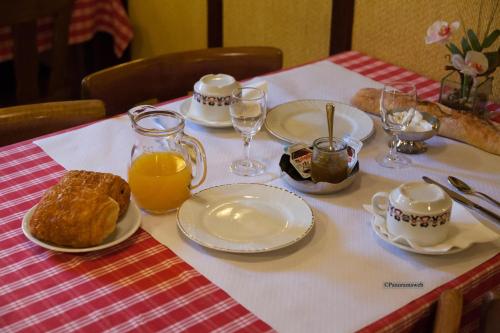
[448,176,500,207]
[326,103,335,151]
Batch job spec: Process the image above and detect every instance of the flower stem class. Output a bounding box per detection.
[465,75,474,103]
[461,75,466,99]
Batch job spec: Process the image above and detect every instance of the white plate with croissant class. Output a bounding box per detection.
[22,170,141,253]
[22,201,141,253]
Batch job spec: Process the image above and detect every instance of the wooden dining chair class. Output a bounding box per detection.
[480,291,500,333]
[0,99,105,146]
[0,0,74,104]
[432,289,463,333]
[81,46,283,116]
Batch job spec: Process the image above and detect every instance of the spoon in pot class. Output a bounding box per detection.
[326,103,335,151]
[448,176,500,207]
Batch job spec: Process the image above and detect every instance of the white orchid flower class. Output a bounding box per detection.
[425,20,460,44]
[451,51,489,77]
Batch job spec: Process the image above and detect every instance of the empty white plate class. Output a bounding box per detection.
[265,100,374,144]
[177,183,314,253]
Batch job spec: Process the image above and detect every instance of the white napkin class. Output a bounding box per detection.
[363,203,499,253]
[34,116,133,179]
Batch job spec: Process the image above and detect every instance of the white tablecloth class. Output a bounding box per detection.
[35,60,500,332]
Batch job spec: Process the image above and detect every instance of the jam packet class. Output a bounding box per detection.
[343,136,363,174]
[285,143,313,179]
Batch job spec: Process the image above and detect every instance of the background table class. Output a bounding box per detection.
[1,51,499,332]
[0,0,134,105]
[0,0,133,62]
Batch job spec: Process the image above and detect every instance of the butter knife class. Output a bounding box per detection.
[422,176,500,223]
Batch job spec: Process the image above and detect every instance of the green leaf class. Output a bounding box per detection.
[448,42,462,55]
[461,37,471,54]
[482,29,500,49]
[467,29,482,51]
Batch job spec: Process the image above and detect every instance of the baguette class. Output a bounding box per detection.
[351,88,500,155]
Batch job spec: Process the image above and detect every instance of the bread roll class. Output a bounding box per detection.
[30,186,119,248]
[351,88,500,155]
[58,170,130,218]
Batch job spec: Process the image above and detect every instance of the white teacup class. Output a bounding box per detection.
[190,74,240,122]
[371,182,452,246]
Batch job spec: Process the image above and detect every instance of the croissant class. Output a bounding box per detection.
[58,170,130,218]
[29,185,119,248]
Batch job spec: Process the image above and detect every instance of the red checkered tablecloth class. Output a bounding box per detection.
[0,143,274,332]
[0,0,133,62]
[0,51,498,332]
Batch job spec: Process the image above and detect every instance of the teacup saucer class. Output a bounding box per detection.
[179,98,233,128]
[363,202,499,255]
[369,214,464,255]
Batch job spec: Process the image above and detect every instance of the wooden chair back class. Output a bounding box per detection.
[0,0,74,104]
[0,99,105,146]
[81,46,283,116]
[480,291,500,333]
[433,289,463,333]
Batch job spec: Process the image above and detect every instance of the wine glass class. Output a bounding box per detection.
[229,87,267,176]
[377,82,417,168]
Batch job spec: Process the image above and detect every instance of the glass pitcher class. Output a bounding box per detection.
[128,105,207,214]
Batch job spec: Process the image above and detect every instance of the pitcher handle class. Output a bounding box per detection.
[181,134,207,190]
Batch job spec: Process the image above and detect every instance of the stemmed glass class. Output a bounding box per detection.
[377,82,417,168]
[229,87,267,176]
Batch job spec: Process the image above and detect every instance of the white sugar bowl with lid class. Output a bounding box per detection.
[190,74,240,122]
[371,182,453,246]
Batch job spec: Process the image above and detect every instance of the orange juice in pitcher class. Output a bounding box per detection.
[128,106,206,214]
[128,152,192,213]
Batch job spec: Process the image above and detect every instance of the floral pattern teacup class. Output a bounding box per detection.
[189,74,240,122]
[371,182,452,246]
